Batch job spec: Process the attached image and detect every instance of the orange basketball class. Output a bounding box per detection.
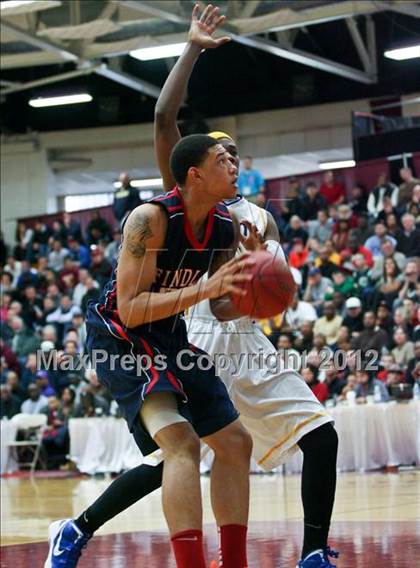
[231,250,296,318]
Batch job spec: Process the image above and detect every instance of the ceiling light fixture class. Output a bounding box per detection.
[319,160,355,170]
[130,43,187,61]
[28,94,93,108]
[0,0,38,8]
[114,178,163,189]
[384,44,420,61]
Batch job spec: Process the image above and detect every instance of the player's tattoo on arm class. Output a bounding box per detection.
[125,213,153,258]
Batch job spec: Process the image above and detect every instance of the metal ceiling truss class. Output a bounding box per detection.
[126,0,378,84]
[0,17,161,98]
[1,0,419,98]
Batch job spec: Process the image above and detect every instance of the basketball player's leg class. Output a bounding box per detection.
[202,419,252,568]
[297,423,338,560]
[140,391,206,568]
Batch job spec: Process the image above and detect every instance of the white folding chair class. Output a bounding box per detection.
[7,413,48,473]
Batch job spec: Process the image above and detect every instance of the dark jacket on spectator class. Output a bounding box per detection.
[113,186,142,222]
[351,328,389,355]
[0,393,21,419]
[301,194,328,221]
[395,228,420,258]
[284,226,308,245]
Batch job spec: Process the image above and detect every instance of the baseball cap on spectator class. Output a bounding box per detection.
[308,267,321,277]
[36,370,49,379]
[41,340,55,351]
[345,297,361,309]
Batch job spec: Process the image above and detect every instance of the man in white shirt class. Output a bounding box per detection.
[287,292,317,329]
[21,383,48,414]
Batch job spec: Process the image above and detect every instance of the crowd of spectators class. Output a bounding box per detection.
[0,166,419,469]
[258,166,420,404]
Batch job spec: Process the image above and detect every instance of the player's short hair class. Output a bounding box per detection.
[170,134,219,186]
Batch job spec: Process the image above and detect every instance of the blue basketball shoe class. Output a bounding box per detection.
[44,519,91,567]
[297,547,339,568]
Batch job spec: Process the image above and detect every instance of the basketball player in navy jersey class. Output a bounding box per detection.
[45,5,337,568]
[45,134,253,568]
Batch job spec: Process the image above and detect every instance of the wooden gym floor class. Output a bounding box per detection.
[1,471,419,567]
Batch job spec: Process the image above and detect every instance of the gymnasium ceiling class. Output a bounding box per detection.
[1,0,420,133]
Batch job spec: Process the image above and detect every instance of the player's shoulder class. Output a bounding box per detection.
[123,202,168,240]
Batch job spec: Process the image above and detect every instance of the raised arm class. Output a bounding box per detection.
[154,4,230,190]
[118,205,252,328]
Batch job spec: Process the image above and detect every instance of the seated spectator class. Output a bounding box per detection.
[294,321,315,353]
[376,257,403,307]
[313,244,339,279]
[398,167,420,210]
[339,372,357,401]
[41,324,59,349]
[340,232,373,268]
[104,228,122,265]
[348,183,368,214]
[0,338,20,374]
[46,295,82,343]
[61,387,77,419]
[31,221,51,260]
[21,383,48,414]
[51,220,67,246]
[351,212,372,245]
[351,253,372,297]
[6,371,27,405]
[377,301,395,340]
[74,384,110,417]
[4,256,22,288]
[386,364,407,395]
[307,209,333,244]
[17,260,39,290]
[81,276,101,314]
[369,237,407,282]
[377,354,396,383]
[237,156,265,198]
[288,238,309,269]
[276,334,301,371]
[67,238,90,269]
[284,216,308,246]
[86,211,112,245]
[48,239,70,272]
[68,312,87,352]
[0,384,21,419]
[364,221,392,258]
[286,292,317,328]
[313,301,343,346]
[342,297,364,334]
[280,179,303,222]
[354,369,389,402]
[392,327,415,368]
[376,196,399,226]
[307,334,332,367]
[58,258,80,296]
[21,285,44,329]
[367,172,398,217]
[11,316,40,358]
[324,363,346,398]
[62,212,83,243]
[89,246,112,289]
[73,269,99,307]
[301,364,329,403]
[319,170,346,206]
[303,267,333,312]
[300,182,327,221]
[334,326,352,352]
[395,213,420,258]
[406,340,420,386]
[331,267,357,298]
[42,395,69,468]
[384,212,400,238]
[332,219,351,252]
[351,311,389,356]
[1,271,14,294]
[21,352,39,388]
[404,184,420,217]
[35,370,56,398]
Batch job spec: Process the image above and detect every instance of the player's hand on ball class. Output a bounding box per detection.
[240,220,267,252]
[205,253,254,299]
[189,3,231,49]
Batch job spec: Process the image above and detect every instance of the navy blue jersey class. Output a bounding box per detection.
[86,187,234,338]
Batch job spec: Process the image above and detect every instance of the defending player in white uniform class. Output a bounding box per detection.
[186,193,333,471]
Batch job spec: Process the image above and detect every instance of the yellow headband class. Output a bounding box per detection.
[208,131,234,142]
